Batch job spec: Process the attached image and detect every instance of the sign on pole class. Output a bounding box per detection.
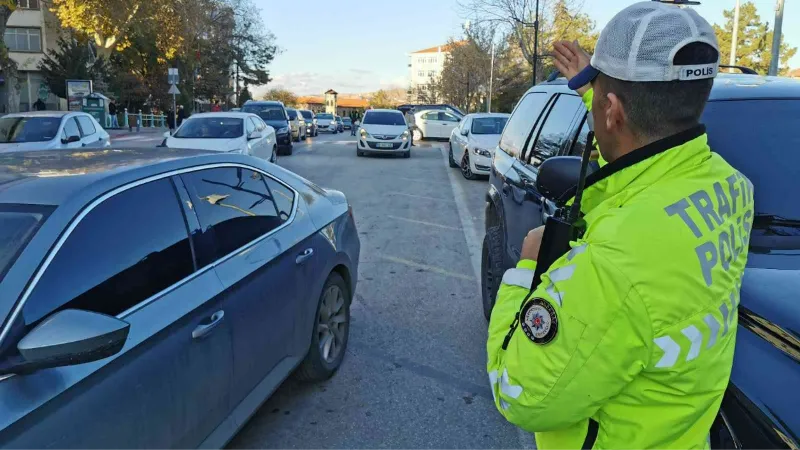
[66,80,92,111]
[168,84,181,95]
[168,68,179,85]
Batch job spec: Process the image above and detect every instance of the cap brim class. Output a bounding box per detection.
[568,65,600,90]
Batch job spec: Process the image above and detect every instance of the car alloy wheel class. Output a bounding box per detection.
[317,284,347,363]
[461,152,476,180]
[413,128,423,142]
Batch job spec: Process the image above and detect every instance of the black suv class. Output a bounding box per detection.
[242,100,293,155]
[482,74,800,448]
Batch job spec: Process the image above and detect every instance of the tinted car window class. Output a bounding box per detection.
[182,167,289,265]
[472,117,509,134]
[422,111,437,120]
[703,99,800,247]
[287,109,298,120]
[266,178,295,221]
[439,112,459,122]
[300,110,314,120]
[0,116,61,143]
[316,113,333,120]
[76,116,97,136]
[174,117,244,138]
[363,111,406,126]
[246,118,256,134]
[62,117,80,138]
[529,95,583,166]
[242,105,287,121]
[0,204,53,282]
[568,117,591,157]
[23,179,194,325]
[499,92,549,159]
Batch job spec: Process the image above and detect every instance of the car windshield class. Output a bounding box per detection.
[0,204,53,282]
[471,117,508,134]
[300,111,313,119]
[0,116,62,143]
[287,110,298,119]
[317,113,333,120]
[173,117,244,138]
[343,118,351,123]
[363,112,406,126]
[241,105,286,121]
[704,99,800,250]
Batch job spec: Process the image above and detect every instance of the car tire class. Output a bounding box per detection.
[482,226,504,321]
[270,145,278,163]
[295,272,351,382]
[448,143,459,168]
[461,152,476,180]
[287,144,293,156]
[403,150,411,158]
[356,147,364,157]
[413,128,423,142]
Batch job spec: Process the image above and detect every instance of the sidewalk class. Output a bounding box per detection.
[107,127,168,138]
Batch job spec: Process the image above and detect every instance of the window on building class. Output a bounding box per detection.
[17,0,40,9]
[417,70,424,77]
[4,27,41,52]
[427,70,435,77]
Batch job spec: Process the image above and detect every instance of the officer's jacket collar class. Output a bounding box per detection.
[580,125,709,216]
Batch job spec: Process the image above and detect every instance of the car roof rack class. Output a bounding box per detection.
[719,65,758,75]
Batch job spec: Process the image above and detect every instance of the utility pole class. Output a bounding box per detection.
[729,0,740,73]
[768,0,785,76]
[488,41,495,113]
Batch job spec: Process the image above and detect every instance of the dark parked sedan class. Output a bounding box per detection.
[0,148,359,447]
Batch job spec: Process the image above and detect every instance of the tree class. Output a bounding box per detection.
[227,0,277,88]
[0,1,21,112]
[38,34,110,99]
[459,0,598,84]
[238,85,252,107]
[369,90,396,109]
[439,32,493,113]
[263,88,297,106]
[713,2,797,75]
[50,0,185,60]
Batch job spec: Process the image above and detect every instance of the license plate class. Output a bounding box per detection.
[376,143,393,148]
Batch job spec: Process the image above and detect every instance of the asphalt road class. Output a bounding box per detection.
[227,132,532,449]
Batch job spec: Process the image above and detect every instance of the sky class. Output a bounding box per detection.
[253,0,798,97]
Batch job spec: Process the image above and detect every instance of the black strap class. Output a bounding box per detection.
[582,419,600,449]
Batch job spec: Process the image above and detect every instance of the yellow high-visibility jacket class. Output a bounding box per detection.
[487,89,754,449]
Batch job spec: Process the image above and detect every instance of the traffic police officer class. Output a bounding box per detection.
[487,2,754,448]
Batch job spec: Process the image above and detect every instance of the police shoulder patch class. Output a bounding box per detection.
[520,298,558,345]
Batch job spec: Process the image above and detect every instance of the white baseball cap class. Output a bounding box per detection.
[568,1,720,90]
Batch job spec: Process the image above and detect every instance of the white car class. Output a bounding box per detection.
[315,113,338,133]
[286,108,307,141]
[357,109,411,158]
[0,111,110,152]
[448,113,510,179]
[413,109,462,140]
[163,112,278,163]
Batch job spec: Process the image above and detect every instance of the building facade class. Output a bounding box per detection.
[407,42,463,102]
[298,90,369,118]
[1,0,63,112]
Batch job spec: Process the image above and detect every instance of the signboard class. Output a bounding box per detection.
[168,68,179,85]
[168,84,181,95]
[66,79,92,111]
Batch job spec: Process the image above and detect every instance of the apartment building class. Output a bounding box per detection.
[407,41,464,102]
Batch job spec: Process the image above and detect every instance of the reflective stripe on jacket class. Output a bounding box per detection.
[487,94,754,448]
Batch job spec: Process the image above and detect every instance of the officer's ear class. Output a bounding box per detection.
[603,92,627,135]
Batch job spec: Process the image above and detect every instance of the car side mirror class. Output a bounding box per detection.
[536,156,587,206]
[248,131,263,140]
[61,135,80,144]
[0,309,129,376]
[460,128,469,136]
[163,131,171,138]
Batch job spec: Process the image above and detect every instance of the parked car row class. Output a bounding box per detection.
[0,111,110,152]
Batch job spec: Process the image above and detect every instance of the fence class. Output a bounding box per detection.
[106,108,167,130]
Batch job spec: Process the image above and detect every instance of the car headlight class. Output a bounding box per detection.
[276,126,289,134]
[473,147,492,157]
[360,128,370,139]
[401,130,409,141]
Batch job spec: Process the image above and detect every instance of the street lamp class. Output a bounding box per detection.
[514,0,540,86]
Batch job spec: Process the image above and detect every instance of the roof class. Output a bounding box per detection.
[2,111,74,118]
[297,96,369,108]
[536,73,800,100]
[298,96,323,105]
[0,148,214,206]
[411,41,466,54]
[325,89,338,95]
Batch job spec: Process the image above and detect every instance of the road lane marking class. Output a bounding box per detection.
[398,176,450,185]
[378,255,475,281]
[391,192,454,203]
[387,215,461,231]
[439,146,482,292]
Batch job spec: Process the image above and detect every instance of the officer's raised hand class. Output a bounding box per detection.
[552,41,591,95]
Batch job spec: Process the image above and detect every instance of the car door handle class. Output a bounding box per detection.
[295,248,314,265]
[192,310,224,339]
